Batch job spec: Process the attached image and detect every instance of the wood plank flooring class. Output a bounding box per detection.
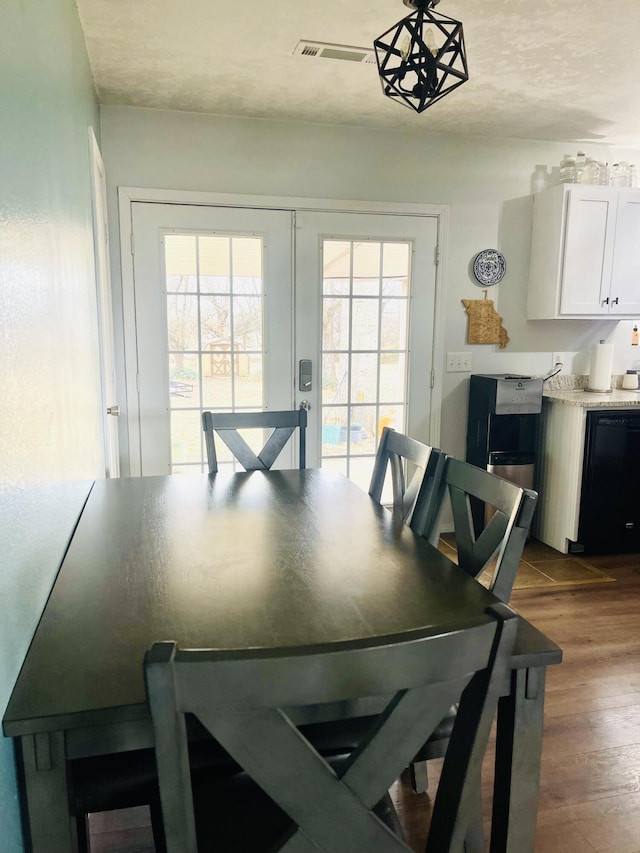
[87,541,640,853]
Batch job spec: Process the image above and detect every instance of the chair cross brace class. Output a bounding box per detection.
[202,409,307,473]
[197,679,468,853]
[216,425,297,471]
[449,483,513,577]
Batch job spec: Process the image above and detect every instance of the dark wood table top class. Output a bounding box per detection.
[3,469,561,737]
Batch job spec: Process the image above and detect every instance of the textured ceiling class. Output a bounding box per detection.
[76,0,640,147]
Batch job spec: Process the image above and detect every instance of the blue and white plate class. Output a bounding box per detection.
[473,249,506,286]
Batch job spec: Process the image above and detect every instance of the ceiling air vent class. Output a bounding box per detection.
[293,40,377,65]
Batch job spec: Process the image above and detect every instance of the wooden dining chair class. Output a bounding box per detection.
[146,603,517,853]
[202,408,307,474]
[420,456,538,602]
[409,457,538,798]
[368,427,446,531]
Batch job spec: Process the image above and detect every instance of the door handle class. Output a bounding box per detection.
[299,400,311,411]
[299,359,312,392]
[107,406,120,416]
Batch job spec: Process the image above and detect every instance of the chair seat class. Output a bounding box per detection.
[190,754,404,852]
[413,705,457,761]
[70,718,388,842]
[71,749,160,814]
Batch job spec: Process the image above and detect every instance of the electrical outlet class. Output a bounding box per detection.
[446,352,472,372]
[551,352,564,370]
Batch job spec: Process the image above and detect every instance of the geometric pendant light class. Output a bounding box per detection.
[373,0,469,113]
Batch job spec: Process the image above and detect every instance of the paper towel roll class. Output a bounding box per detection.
[588,341,614,391]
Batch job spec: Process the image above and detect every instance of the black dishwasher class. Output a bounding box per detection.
[578,410,640,554]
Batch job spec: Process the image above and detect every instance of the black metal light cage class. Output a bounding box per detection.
[374,0,468,113]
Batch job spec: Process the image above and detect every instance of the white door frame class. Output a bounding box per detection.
[89,127,120,477]
[118,187,448,477]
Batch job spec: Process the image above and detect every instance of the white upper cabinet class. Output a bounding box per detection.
[527,184,640,319]
[610,192,640,315]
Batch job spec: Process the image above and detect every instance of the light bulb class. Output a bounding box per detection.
[424,28,438,57]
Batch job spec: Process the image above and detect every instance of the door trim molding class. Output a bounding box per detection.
[89,127,120,477]
[118,187,448,476]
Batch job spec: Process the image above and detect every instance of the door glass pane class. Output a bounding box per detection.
[381,299,408,350]
[322,353,348,406]
[351,299,380,350]
[170,410,202,464]
[232,295,262,349]
[351,353,378,403]
[322,297,350,350]
[199,234,230,289]
[165,233,265,473]
[380,353,406,402]
[169,354,200,409]
[352,242,381,295]
[320,239,411,486]
[167,294,199,351]
[323,241,351,284]
[200,295,232,346]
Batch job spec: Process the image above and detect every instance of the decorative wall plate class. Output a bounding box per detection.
[473,249,506,286]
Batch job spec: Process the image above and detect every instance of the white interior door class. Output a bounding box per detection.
[295,210,438,490]
[126,201,438,484]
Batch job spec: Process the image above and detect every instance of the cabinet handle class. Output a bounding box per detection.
[612,296,619,305]
[602,297,609,306]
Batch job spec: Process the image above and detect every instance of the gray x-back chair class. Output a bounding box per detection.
[202,408,307,474]
[368,426,446,532]
[146,604,518,853]
[410,456,538,800]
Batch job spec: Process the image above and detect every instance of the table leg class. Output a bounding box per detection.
[490,666,546,853]
[18,731,76,853]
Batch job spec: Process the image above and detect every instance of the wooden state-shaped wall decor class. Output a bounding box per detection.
[462,292,510,349]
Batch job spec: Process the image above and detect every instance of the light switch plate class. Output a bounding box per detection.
[446,352,472,372]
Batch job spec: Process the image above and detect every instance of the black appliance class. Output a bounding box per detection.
[577,410,640,554]
[466,374,543,532]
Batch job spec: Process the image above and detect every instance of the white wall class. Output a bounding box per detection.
[0,2,102,848]
[101,106,640,463]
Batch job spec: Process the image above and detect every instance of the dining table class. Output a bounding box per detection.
[3,468,561,853]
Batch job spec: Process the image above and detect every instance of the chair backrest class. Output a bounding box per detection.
[146,604,518,853]
[368,427,446,531]
[423,457,538,603]
[202,408,307,474]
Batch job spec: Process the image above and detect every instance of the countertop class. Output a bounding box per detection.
[543,387,640,407]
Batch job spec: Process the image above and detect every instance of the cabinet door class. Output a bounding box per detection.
[559,187,618,315]
[610,190,640,315]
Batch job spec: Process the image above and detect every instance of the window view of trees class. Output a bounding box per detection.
[320,239,411,492]
[164,234,265,471]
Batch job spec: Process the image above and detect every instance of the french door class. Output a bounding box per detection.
[296,210,437,493]
[126,200,438,493]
